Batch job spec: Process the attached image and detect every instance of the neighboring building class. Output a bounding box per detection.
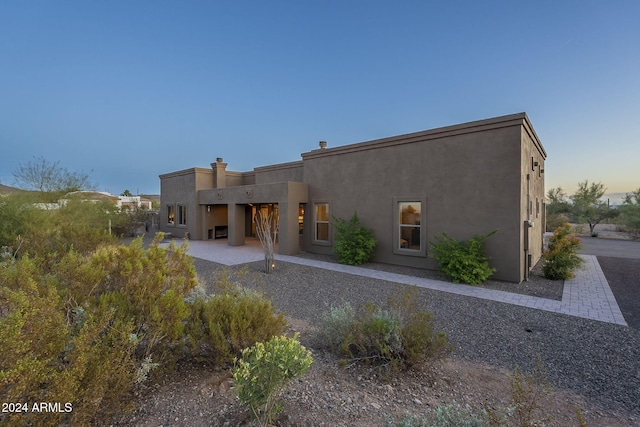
[117,195,153,210]
[159,113,546,283]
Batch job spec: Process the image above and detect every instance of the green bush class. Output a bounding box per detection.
[185,286,287,365]
[0,235,199,425]
[543,223,584,280]
[430,231,497,285]
[232,333,313,426]
[332,211,376,265]
[319,287,451,370]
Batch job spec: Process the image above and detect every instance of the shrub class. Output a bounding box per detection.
[185,286,287,365]
[543,223,584,280]
[232,333,313,426]
[545,212,570,232]
[0,235,200,425]
[484,357,554,427]
[319,287,451,370]
[332,211,376,265]
[430,231,497,285]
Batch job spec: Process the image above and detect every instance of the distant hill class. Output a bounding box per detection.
[0,184,21,194]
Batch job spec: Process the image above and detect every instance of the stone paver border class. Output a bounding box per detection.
[178,239,627,327]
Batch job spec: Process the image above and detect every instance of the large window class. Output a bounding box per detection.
[167,205,175,225]
[314,202,329,242]
[178,205,187,226]
[393,197,426,257]
[399,202,421,250]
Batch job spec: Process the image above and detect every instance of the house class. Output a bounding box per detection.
[117,195,153,210]
[159,113,546,283]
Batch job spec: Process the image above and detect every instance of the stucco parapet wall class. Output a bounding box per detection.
[159,167,213,180]
[301,112,546,160]
[253,160,303,173]
[198,181,308,205]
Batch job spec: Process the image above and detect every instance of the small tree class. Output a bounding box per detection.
[331,211,376,265]
[12,156,95,200]
[570,180,619,236]
[545,187,571,231]
[619,188,640,238]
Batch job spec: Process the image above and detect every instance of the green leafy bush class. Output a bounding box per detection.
[185,286,287,364]
[332,211,376,265]
[319,287,451,369]
[232,333,313,426]
[430,231,497,285]
[543,223,584,280]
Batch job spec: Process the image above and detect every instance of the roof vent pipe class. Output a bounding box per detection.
[319,141,327,149]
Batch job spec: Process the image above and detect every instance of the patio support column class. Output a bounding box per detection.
[228,203,245,246]
[278,201,300,255]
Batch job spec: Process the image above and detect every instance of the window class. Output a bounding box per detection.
[298,204,305,235]
[178,205,187,226]
[399,202,421,251]
[314,202,329,242]
[167,205,175,225]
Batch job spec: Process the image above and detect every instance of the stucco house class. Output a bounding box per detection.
[159,113,546,283]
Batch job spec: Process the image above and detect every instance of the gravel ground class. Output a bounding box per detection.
[192,256,640,419]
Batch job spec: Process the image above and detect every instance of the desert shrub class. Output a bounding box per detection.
[0,259,138,426]
[387,402,490,427]
[232,333,313,426]
[484,357,554,427]
[545,212,570,232]
[0,235,200,425]
[319,287,451,369]
[185,286,287,364]
[430,231,497,285]
[332,211,376,265]
[543,223,584,280]
[51,235,198,362]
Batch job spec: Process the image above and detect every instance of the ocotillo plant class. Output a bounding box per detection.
[254,211,278,273]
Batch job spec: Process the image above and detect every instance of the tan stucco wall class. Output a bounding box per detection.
[300,113,540,282]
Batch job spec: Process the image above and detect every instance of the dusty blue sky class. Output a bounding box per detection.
[1,1,638,196]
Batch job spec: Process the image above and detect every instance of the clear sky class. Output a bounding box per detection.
[1,1,638,196]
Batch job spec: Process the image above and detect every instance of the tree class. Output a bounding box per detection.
[12,156,95,196]
[121,189,133,196]
[619,188,640,237]
[570,180,619,236]
[545,187,571,231]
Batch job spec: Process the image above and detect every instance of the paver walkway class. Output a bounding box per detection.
[175,239,628,327]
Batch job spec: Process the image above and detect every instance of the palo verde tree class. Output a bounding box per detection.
[619,188,640,237]
[570,180,619,236]
[12,156,95,201]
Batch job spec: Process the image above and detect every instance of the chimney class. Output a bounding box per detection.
[319,141,327,149]
[210,157,228,188]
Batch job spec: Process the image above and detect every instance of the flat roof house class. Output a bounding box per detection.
[159,113,546,283]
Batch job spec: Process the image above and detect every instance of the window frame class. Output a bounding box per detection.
[177,205,187,227]
[392,197,427,257]
[312,201,331,245]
